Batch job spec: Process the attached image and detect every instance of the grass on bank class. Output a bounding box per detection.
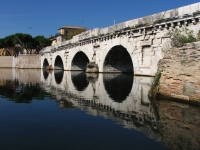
[149,71,162,97]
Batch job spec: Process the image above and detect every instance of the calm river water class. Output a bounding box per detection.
[0,69,200,150]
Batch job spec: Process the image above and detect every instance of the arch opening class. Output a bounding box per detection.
[103,45,133,73]
[43,58,49,69]
[71,51,89,71]
[54,55,64,70]
[42,58,49,80]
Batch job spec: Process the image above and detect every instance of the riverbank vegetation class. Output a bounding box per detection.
[149,71,162,98]
[167,27,197,47]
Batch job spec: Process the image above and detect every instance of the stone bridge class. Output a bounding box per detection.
[40,2,200,76]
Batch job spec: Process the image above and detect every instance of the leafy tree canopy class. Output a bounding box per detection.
[0,33,51,50]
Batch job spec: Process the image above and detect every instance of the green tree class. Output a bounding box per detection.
[34,35,51,47]
[0,33,51,54]
[14,33,33,49]
[0,38,6,48]
[4,35,15,47]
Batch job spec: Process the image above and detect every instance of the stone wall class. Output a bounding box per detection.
[14,55,41,69]
[0,55,41,69]
[0,56,13,68]
[158,42,200,103]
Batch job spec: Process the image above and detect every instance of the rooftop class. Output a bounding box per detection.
[58,26,86,30]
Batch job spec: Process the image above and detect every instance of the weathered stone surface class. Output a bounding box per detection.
[85,62,99,73]
[15,55,41,69]
[158,42,200,103]
[183,82,196,96]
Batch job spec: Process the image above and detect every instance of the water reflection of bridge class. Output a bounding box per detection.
[40,69,160,140]
[1,69,200,150]
[0,69,160,140]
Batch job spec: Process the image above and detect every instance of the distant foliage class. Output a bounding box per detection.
[0,33,51,52]
[167,27,197,47]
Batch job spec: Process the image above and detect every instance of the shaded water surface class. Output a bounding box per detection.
[0,69,200,150]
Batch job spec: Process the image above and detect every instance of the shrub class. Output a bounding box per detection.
[167,27,197,47]
[149,71,162,97]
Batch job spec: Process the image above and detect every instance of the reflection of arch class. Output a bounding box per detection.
[54,70,64,84]
[71,71,89,91]
[54,55,64,70]
[103,73,133,102]
[43,58,49,68]
[43,69,49,80]
[103,45,133,73]
[71,51,89,71]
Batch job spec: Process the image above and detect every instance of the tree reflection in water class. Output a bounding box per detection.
[0,79,47,103]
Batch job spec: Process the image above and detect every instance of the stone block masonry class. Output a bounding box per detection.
[0,55,41,69]
[14,55,41,69]
[0,56,13,68]
[158,42,200,103]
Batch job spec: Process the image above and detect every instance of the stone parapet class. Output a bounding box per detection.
[158,42,200,103]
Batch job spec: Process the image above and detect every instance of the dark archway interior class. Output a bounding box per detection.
[71,71,89,91]
[72,52,89,71]
[42,59,49,80]
[43,58,49,69]
[54,56,64,70]
[103,73,133,103]
[103,45,133,73]
[54,70,64,84]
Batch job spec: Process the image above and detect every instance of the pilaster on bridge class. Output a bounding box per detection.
[40,2,200,76]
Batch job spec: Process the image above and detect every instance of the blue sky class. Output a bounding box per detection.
[0,0,199,38]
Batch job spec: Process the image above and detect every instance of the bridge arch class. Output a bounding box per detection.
[54,55,64,70]
[43,58,49,69]
[71,51,89,71]
[103,45,134,73]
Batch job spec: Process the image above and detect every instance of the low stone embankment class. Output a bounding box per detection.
[14,55,41,69]
[0,55,41,69]
[157,42,200,104]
